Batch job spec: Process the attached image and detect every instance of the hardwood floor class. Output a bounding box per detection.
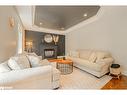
[102,75,127,89]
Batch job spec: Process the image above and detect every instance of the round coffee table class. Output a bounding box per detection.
[57,59,73,75]
[48,59,73,75]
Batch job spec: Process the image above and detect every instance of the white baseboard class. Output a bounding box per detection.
[122,71,127,76]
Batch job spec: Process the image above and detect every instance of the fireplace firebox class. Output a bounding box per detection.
[40,44,57,59]
[44,49,55,59]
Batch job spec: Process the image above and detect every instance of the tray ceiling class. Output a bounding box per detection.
[34,6,100,31]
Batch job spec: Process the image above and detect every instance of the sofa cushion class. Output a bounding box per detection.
[88,52,97,62]
[0,61,11,73]
[8,55,30,70]
[27,53,50,67]
[95,51,111,60]
[72,57,105,72]
[0,65,52,86]
[78,50,93,60]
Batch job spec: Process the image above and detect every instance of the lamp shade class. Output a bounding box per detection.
[26,41,33,47]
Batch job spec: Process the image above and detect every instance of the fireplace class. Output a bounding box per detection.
[44,49,55,59]
[40,44,57,59]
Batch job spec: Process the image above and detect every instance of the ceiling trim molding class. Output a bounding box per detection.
[16,6,103,35]
[31,6,103,34]
[31,6,65,34]
[26,24,65,35]
[64,6,105,34]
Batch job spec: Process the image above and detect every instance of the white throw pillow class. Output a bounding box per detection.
[27,55,41,67]
[27,54,50,67]
[89,53,97,63]
[0,61,11,73]
[8,58,20,70]
[96,51,110,59]
[70,51,79,58]
[8,55,30,70]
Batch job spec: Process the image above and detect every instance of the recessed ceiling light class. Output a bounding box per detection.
[39,22,43,25]
[83,13,87,17]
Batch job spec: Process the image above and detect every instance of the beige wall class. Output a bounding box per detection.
[66,6,127,75]
[0,6,24,63]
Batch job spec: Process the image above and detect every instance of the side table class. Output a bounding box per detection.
[109,64,121,79]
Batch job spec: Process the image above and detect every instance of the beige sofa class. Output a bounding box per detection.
[0,53,60,89]
[67,50,114,77]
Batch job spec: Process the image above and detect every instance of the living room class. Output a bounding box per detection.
[0,0,127,95]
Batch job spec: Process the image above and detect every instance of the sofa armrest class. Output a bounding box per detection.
[96,58,114,71]
[104,58,114,63]
[0,65,52,85]
[96,58,114,64]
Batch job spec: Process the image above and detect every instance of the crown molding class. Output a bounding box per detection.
[64,6,105,34]
[16,6,104,35]
[26,24,65,35]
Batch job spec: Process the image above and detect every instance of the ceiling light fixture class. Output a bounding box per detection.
[39,22,43,25]
[83,13,87,17]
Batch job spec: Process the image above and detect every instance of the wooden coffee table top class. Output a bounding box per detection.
[48,59,73,64]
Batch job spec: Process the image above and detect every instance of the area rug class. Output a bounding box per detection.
[59,67,112,89]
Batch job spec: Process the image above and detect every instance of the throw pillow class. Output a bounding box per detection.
[96,51,110,59]
[8,55,30,70]
[27,55,41,67]
[8,57,21,70]
[89,52,97,63]
[0,61,11,73]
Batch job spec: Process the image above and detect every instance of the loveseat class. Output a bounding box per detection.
[67,50,114,77]
[0,53,60,89]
